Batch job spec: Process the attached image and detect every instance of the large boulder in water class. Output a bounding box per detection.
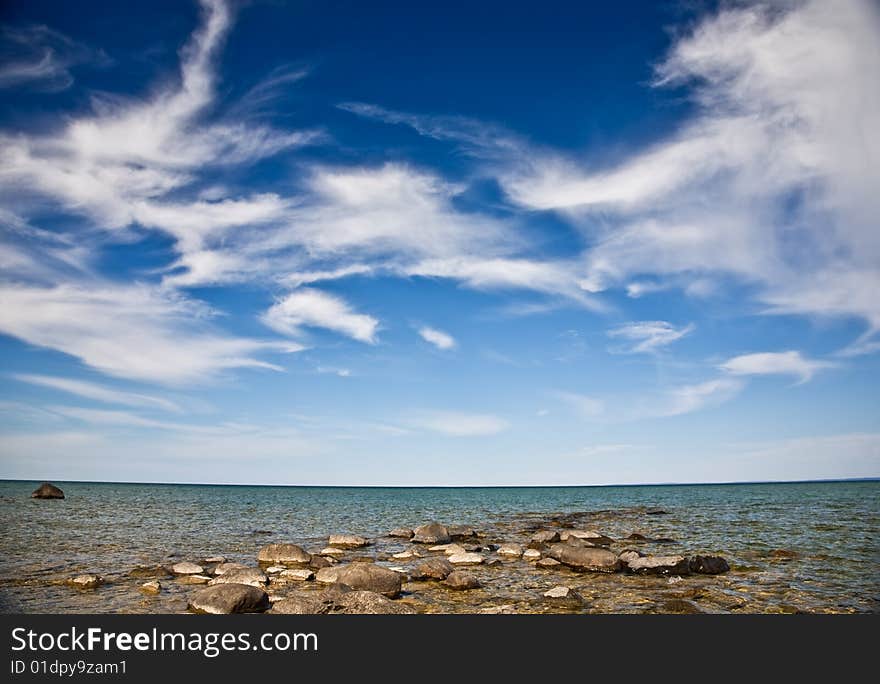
[257,543,311,566]
[548,544,620,572]
[334,563,402,597]
[328,534,369,548]
[208,568,268,588]
[412,523,451,544]
[188,583,269,614]
[31,483,64,499]
[412,557,455,580]
[625,555,691,575]
[688,555,730,575]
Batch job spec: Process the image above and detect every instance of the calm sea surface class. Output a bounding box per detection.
[1,480,877,613]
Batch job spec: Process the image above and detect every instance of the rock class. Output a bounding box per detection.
[688,555,730,575]
[31,482,64,499]
[392,548,422,560]
[412,523,451,544]
[203,555,226,564]
[334,563,402,597]
[536,558,562,569]
[448,552,483,566]
[388,528,414,539]
[652,537,676,544]
[543,585,581,600]
[447,525,477,540]
[646,509,668,515]
[618,550,642,565]
[279,568,314,581]
[309,555,333,569]
[212,562,248,576]
[315,567,340,584]
[140,580,161,594]
[331,590,416,614]
[269,595,326,614]
[265,565,286,575]
[412,558,455,580]
[209,568,268,587]
[257,543,311,566]
[559,530,613,545]
[523,549,542,561]
[177,574,211,585]
[768,549,799,560]
[66,574,103,589]
[662,599,704,614]
[320,547,345,558]
[129,565,171,579]
[328,534,369,548]
[627,533,648,541]
[626,555,690,575]
[480,604,516,614]
[171,561,205,575]
[188,583,269,614]
[548,544,620,573]
[462,544,484,553]
[484,558,501,567]
[443,571,481,590]
[531,530,560,545]
[498,543,524,557]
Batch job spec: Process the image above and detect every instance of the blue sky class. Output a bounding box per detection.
[0,0,878,485]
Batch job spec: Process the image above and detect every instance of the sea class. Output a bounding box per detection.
[1,479,877,613]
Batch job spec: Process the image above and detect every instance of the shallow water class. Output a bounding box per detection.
[1,480,877,613]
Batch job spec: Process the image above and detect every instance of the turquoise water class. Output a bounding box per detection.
[1,480,878,613]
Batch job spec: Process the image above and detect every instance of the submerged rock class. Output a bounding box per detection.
[177,574,211,585]
[443,571,481,590]
[328,534,369,548]
[392,548,422,560]
[334,563,402,597]
[129,565,171,579]
[188,583,269,614]
[331,590,416,614]
[66,574,103,589]
[626,555,690,575]
[412,523,451,544]
[171,561,205,576]
[661,598,704,614]
[412,558,454,580]
[209,568,267,588]
[257,543,311,566]
[559,530,614,546]
[548,544,620,573]
[688,555,730,575]
[447,525,478,540]
[480,604,516,614]
[31,483,64,499]
[139,580,161,594]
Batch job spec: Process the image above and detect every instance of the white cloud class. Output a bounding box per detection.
[418,326,456,350]
[607,320,694,353]
[262,288,379,344]
[554,391,605,418]
[410,410,509,436]
[315,366,351,377]
[659,378,744,417]
[719,351,833,384]
[0,282,292,385]
[12,374,180,412]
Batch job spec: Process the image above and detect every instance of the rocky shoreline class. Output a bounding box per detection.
[60,519,734,614]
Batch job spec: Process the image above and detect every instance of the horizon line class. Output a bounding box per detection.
[3,476,878,489]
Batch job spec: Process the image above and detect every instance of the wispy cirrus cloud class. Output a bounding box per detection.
[719,351,834,384]
[262,288,379,344]
[417,326,456,350]
[11,374,181,412]
[607,320,694,354]
[409,410,509,436]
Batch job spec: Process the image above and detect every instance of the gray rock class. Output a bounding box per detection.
[140,580,161,594]
[171,561,205,575]
[31,482,64,499]
[315,567,340,584]
[331,590,416,614]
[209,568,268,587]
[447,525,477,540]
[548,544,620,572]
[412,523,451,544]
[443,571,481,590]
[626,555,690,575]
[279,568,315,581]
[523,549,542,561]
[212,562,248,576]
[559,530,614,546]
[66,574,103,589]
[536,557,562,569]
[412,557,455,580]
[530,530,560,545]
[497,543,524,557]
[128,565,171,579]
[448,552,483,565]
[688,555,730,575]
[392,548,422,560]
[203,555,227,564]
[334,563,402,597]
[480,604,516,614]
[257,543,311,566]
[617,550,643,565]
[543,585,582,600]
[388,528,414,539]
[177,574,211,585]
[661,599,704,614]
[188,583,269,614]
[309,555,333,570]
[328,534,369,548]
[268,594,326,614]
[320,547,345,558]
